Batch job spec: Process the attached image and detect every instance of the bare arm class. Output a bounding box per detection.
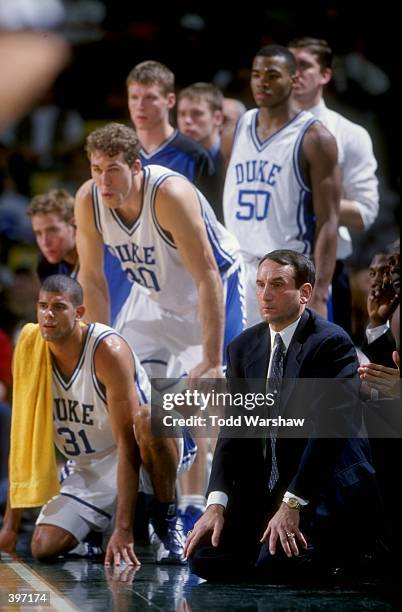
[303,123,340,317]
[155,178,224,378]
[95,335,142,566]
[339,200,365,231]
[0,495,22,555]
[75,180,110,324]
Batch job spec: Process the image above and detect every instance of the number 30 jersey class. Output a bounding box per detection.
[223,109,317,259]
[92,165,240,316]
[52,323,151,461]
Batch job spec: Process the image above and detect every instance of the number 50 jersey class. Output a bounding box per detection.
[52,323,150,461]
[223,109,317,259]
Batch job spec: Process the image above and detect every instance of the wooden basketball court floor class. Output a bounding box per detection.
[0,541,397,611]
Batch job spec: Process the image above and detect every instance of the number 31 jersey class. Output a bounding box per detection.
[223,109,317,259]
[52,323,150,461]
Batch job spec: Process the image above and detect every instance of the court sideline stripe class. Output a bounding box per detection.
[2,556,78,612]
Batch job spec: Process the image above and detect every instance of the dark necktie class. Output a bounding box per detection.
[267,332,286,490]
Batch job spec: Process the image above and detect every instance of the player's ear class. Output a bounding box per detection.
[167,92,176,110]
[320,67,332,86]
[76,305,85,320]
[300,283,313,303]
[213,110,224,128]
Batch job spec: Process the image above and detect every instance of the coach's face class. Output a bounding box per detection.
[37,290,84,342]
[256,259,312,331]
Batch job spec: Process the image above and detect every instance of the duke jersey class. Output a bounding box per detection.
[140,130,220,216]
[140,129,214,188]
[52,323,150,462]
[92,166,240,315]
[223,109,318,258]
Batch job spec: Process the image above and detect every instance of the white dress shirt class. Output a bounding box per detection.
[308,100,379,260]
[207,315,309,509]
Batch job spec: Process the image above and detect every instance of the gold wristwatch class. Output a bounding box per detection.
[282,496,301,510]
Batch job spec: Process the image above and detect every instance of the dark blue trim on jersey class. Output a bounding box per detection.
[91,329,117,405]
[140,131,213,183]
[296,189,314,254]
[140,130,178,160]
[146,167,236,274]
[134,369,148,405]
[181,427,197,468]
[292,117,317,191]
[150,172,178,248]
[223,265,246,357]
[203,208,235,272]
[250,110,307,152]
[60,492,112,519]
[60,461,71,484]
[52,324,95,390]
[110,208,141,237]
[141,358,168,366]
[88,324,150,406]
[104,169,148,237]
[154,373,188,391]
[92,183,103,235]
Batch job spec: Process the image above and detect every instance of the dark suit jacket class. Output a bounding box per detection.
[208,309,374,512]
[361,328,396,368]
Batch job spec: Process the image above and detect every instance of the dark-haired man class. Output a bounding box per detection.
[76,122,244,381]
[75,122,246,532]
[177,82,225,221]
[223,44,340,326]
[288,37,379,334]
[126,61,216,200]
[0,275,196,565]
[28,188,131,325]
[186,250,375,582]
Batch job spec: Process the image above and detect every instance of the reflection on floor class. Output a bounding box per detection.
[0,541,398,612]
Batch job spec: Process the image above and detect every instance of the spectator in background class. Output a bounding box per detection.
[221,97,246,166]
[288,37,379,335]
[1,86,85,172]
[360,251,399,367]
[126,61,218,208]
[177,82,225,221]
[358,253,400,576]
[27,189,131,326]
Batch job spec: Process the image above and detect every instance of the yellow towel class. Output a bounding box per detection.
[9,323,59,508]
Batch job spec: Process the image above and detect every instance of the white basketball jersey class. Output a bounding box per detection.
[52,323,151,461]
[223,109,317,259]
[92,166,240,315]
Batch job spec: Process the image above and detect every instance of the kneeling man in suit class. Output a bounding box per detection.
[185,249,376,582]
